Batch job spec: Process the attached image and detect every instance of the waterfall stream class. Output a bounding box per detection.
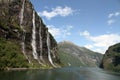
[31,10,38,59]
[20,1,56,66]
[46,31,56,67]
[39,20,44,62]
[20,0,31,63]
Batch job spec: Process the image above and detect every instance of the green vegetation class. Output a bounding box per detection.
[28,59,54,69]
[58,49,84,67]
[58,41,103,67]
[0,38,29,69]
[101,43,120,72]
[0,0,60,70]
[105,63,120,72]
[0,38,54,69]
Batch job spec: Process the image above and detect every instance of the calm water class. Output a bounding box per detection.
[0,67,120,80]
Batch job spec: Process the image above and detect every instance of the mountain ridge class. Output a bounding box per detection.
[58,41,103,67]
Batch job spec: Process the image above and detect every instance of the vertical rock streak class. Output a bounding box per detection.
[46,31,56,67]
[0,0,59,68]
[39,20,44,62]
[31,10,38,59]
[20,0,31,63]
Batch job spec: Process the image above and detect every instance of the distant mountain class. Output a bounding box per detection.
[58,41,103,67]
[100,43,120,72]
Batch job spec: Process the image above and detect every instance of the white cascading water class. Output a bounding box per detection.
[20,0,25,30]
[39,20,44,62]
[31,10,38,59]
[46,31,56,67]
[20,0,31,63]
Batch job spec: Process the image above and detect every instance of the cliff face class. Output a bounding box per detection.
[58,41,103,67]
[0,0,60,69]
[100,43,120,72]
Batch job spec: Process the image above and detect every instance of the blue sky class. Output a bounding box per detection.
[30,0,120,54]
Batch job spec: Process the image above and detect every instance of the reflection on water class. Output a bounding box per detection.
[0,67,120,80]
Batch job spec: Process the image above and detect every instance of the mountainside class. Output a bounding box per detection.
[0,0,60,69]
[100,43,120,72]
[58,41,103,67]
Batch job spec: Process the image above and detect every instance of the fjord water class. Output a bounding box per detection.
[0,67,120,80]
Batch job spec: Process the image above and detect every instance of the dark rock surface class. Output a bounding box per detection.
[0,0,60,68]
[100,43,120,72]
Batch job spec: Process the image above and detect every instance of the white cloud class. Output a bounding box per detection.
[84,44,93,49]
[47,25,61,37]
[93,48,105,54]
[90,34,120,48]
[107,19,115,25]
[44,6,49,9]
[115,12,120,16]
[38,6,74,19]
[80,30,120,53]
[47,25,73,39]
[108,12,120,18]
[107,12,120,25]
[108,13,114,18]
[63,25,73,37]
[80,30,90,37]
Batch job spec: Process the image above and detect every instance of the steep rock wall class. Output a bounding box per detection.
[100,43,120,72]
[0,0,60,68]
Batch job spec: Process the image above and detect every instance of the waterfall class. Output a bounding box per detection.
[39,20,44,62]
[31,10,38,59]
[20,0,31,63]
[20,0,25,30]
[46,31,56,67]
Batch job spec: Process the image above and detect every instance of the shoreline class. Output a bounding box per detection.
[0,68,47,71]
[1,67,58,71]
[6,68,29,71]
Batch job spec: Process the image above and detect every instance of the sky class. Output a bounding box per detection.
[30,0,120,54]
